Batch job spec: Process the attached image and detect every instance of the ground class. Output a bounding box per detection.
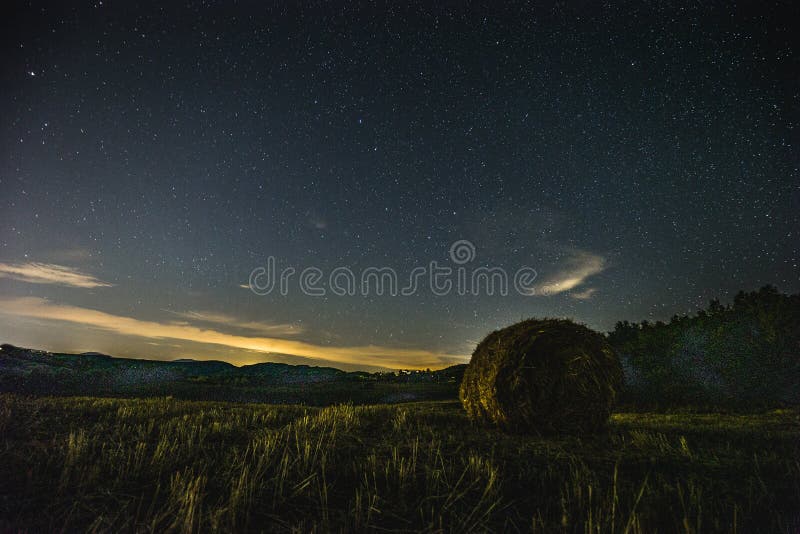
[0,394,798,532]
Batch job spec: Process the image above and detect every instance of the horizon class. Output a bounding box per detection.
[1,342,465,372]
[0,285,790,371]
[1,3,797,371]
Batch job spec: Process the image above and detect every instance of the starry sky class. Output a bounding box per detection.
[1,1,798,370]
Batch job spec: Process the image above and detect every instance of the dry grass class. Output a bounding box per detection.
[0,394,798,532]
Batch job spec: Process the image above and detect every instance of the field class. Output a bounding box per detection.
[1,394,798,532]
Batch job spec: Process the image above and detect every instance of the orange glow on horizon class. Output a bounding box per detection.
[0,296,466,370]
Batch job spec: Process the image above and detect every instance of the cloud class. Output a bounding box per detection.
[0,262,113,288]
[570,287,597,300]
[0,297,464,369]
[533,251,606,296]
[168,310,303,336]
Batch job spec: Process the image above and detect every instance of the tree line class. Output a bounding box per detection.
[608,285,799,407]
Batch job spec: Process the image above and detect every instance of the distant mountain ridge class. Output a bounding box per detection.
[0,344,466,405]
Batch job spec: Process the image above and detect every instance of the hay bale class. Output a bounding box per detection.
[459,318,623,434]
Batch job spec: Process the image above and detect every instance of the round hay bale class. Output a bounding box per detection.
[459,318,623,434]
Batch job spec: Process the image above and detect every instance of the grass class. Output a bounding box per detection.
[0,394,798,532]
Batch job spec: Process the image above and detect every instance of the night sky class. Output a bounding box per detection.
[1,1,798,370]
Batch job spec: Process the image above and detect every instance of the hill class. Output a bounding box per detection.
[0,344,463,404]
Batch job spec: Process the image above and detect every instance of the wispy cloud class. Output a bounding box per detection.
[0,262,113,288]
[0,297,464,369]
[168,310,303,336]
[570,287,598,300]
[533,251,606,296]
